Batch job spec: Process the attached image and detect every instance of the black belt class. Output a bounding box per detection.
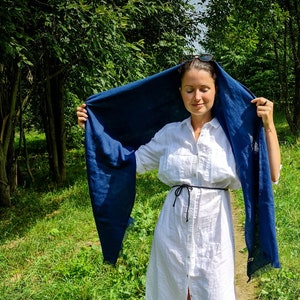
[172,184,228,222]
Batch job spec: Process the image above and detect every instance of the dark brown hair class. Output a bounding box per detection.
[179,58,216,83]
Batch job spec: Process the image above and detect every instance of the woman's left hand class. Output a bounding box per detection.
[251,97,274,130]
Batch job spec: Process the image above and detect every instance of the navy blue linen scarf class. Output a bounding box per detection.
[84,62,280,278]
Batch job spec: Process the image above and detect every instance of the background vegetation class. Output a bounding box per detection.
[0,0,198,206]
[1,0,299,299]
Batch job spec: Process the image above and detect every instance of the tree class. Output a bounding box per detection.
[14,0,158,183]
[0,0,199,206]
[27,0,199,183]
[198,0,300,136]
[0,63,20,206]
[118,0,199,69]
[277,0,300,135]
[0,1,31,206]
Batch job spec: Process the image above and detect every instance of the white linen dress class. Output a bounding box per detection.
[135,117,241,300]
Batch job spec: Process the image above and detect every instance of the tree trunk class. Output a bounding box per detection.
[292,64,300,136]
[0,148,10,207]
[292,0,300,137]
[285,0,300,136]
[42,57,66,183]
[0,65,20,206]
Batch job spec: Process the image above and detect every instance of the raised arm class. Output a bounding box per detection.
[251,97,281,182]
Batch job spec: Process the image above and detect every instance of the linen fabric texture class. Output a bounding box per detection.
[136,117,240,299]
[84,61,280,278]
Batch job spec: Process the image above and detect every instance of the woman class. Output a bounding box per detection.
[77,57,280,299]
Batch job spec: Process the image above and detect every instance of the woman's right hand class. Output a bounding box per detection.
[77,103,88,129]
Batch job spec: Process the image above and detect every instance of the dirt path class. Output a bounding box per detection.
[233,203,258,300]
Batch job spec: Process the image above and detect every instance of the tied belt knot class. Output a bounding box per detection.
[172,184,228,222]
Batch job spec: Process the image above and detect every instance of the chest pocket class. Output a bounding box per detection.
[210,144,237,185]
[159,148,197,181]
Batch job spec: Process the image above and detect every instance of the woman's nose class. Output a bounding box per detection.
[194,90,202,101]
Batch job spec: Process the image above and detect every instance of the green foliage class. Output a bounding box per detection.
[1,0,199,198]
[64,91,85,149]
[199,0,300,136]
[0,1,31,65]
[3,0,198,138]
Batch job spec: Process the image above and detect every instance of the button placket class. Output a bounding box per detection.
[185,186,198,284]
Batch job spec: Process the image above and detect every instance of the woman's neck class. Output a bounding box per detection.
[190,114,212,141]
[190,114,212,131]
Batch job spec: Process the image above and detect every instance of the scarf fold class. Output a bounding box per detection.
[84,61,280,277]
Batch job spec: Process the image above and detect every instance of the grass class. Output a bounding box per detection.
[0,143,167,299]
[256,139,300,299]
[258,114,300,299]
[0,117,299,299]
[233,113,300,299]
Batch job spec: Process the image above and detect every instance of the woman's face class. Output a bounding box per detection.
[180,68,216,118]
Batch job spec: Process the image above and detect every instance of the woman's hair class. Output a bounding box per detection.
[179,58,216,82]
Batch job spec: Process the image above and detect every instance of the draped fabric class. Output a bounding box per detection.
[84,62,280,277]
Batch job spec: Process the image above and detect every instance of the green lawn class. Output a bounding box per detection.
[0,117,299,299]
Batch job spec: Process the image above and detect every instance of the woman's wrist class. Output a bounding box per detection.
[264,127,272,133]
[264,122,276,133]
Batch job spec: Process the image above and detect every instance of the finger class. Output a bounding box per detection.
[78,115,87,121]
[261,100,268,106]
[76,108,88,117]
[251,97,269,107]
[77,117,86,129]
[77,111,87,117]
[257,102,273,113]
[77,105,86,112]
